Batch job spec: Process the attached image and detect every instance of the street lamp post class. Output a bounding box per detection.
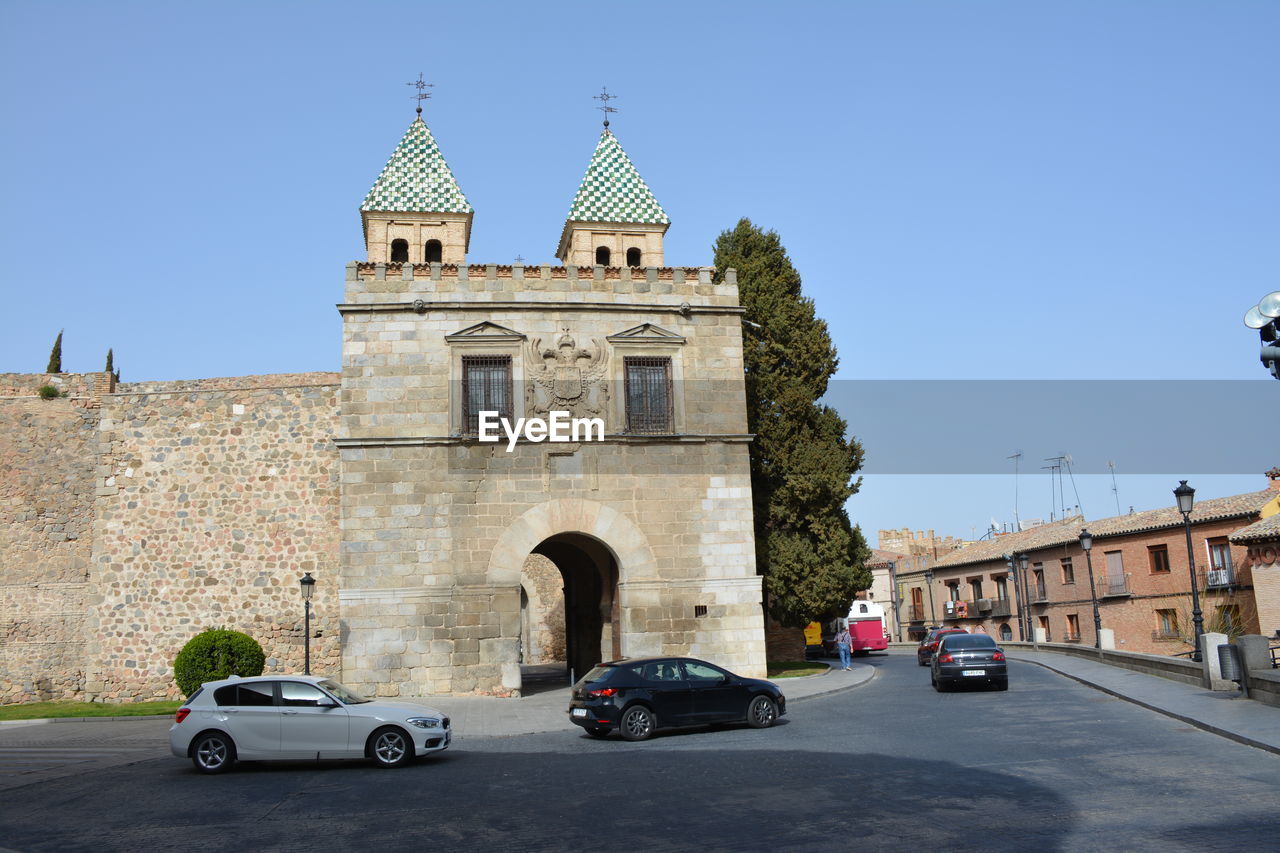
[1005,554,1024,641]
[1079,528,1102,649]
[889,560,903,643]
[923,569,936,626]
[1019,553,1032,641]
[300,572,316,675]
[1174,481,1204,663]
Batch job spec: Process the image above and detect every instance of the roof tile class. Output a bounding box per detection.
[565,130,668,226]
[361,117,472,214]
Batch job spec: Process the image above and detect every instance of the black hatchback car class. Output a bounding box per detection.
[931,633,1008,691]
[568,657,786,741]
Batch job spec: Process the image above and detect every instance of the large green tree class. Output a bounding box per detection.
[713,219,870,628]
[46,330,63,374]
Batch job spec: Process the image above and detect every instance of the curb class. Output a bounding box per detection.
[787,663,877,700]
[1010,655,1280,758]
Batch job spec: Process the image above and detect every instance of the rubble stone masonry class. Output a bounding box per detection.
[1,372,341,703]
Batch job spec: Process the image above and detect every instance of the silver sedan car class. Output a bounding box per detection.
[169,675,451,773]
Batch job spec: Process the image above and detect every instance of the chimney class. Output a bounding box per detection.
[1266,466,1280,491]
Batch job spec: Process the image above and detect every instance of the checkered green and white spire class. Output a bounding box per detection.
[361,117,472,214]
[565,129,669,225]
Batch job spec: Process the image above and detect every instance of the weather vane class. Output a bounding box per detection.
[407,73,434,116]
[593,86,618,128]
[514,254,525,265]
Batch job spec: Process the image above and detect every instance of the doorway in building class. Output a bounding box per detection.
[519,533,619,693]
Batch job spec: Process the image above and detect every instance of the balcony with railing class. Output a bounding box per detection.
[1063,631,1082,643]
[1100,573,1132,598]
[1203,565,1237,588]
[982,599,1013,618]
[1152,628,1181,641]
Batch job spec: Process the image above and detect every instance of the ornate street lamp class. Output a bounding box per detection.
[1174,481,1204,662]
[1079,528,1102,649]
[923,569,936,626]
[1005,553,1024,641]
[1018,553,1032,640]
[300,572,316,675]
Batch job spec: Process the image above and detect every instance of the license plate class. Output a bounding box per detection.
[961,669,986,676]
[571,708,587,718]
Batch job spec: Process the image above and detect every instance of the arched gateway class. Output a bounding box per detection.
[336,105,767,697]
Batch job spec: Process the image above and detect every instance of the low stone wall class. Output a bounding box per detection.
[1246,670,1280,708]
[1001,641,1205,687]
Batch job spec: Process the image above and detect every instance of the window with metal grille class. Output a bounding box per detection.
[624,356,672,434]
[462,356,512,433]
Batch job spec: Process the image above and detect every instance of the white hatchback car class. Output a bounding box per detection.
[169,675,452,773]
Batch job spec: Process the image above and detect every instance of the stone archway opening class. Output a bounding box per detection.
[518,532,619,692]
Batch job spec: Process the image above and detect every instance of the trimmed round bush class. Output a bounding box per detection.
[173,628,266,696]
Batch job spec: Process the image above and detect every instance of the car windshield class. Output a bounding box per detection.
[317,679,371,704]
[941,636,998,650]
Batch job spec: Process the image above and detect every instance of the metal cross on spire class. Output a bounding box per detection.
[593,86,618,128]
[407,73,434,117]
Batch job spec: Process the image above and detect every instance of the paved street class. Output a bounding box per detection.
[1,656,1277,852]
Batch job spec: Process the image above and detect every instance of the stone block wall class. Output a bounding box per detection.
[0,379,101,702]
[84,375,342,701]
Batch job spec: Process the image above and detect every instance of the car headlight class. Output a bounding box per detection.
[406,717,442,729]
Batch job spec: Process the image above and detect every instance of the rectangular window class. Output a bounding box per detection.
[1032,569,1046,601]
[1061,558,1075,585]
[1065,614,1080,641]
[1038,615,1051,642]
[969,578,983,600]
[1148,545,1171,574]
[462,355,512,433]
[1155,609,1179,639]
[1207,539,1232,570]
[624,356,673,434]
[994,576,1008,601]
[948,584,960,602]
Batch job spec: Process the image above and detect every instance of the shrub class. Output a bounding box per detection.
[173,628,266,696]
[37,385,61,399]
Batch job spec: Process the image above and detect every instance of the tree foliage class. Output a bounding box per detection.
[46,330,63,374]
[713,219,870,628]
[173,628,266,696]
[105,348,113,375]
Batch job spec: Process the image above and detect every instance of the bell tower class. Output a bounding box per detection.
[555,124,669,268]
[360,86,473,265]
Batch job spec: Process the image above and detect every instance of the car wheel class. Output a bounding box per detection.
[746,695,778,729]
[191,731,236,774]
[585,726,610,738]
[619,705,656,742]
[368,726,413,768]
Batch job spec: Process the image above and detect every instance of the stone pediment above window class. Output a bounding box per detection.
[444,322,527,344]
[606,323,685,345]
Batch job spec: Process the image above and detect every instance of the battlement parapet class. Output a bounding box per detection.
[344,262,740,309]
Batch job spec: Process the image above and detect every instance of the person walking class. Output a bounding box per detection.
[835,624,852,671]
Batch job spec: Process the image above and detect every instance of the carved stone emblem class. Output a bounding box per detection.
[528,328,609,419]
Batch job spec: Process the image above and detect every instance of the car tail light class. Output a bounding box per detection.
[175,708,191,723]
[993,652,1005,661]
[937,653,953,663]
[588,688,618,698]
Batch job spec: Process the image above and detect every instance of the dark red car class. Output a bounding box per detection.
[917,627,968,666]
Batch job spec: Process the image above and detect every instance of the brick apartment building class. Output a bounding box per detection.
[917,476,1280,654]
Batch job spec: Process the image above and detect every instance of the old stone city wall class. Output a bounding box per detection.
[0,371,344,704]
[0,374,101,703]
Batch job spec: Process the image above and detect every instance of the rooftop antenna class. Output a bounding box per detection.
[1062,453,1083,519]
[1008,451,1022,530]
[1042,458,1063,521]
[594,86,618,129]
[407,72,433,117]
[1107,460,1122,516]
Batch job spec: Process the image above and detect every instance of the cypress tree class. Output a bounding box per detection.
[713,219,871,628]
[104,348,114,375]
[46,330,63,374]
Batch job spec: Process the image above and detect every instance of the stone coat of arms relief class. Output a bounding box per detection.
[527,328,609,421]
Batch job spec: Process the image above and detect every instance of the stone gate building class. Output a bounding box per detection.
[0,108,766,702]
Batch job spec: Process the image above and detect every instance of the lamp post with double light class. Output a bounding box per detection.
[1005,553,1024,641]
[300,572,316,675]
[1174,481,1204,662]
[1079,528,1102,649]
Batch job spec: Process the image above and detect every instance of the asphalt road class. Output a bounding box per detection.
[1,656,1278,852]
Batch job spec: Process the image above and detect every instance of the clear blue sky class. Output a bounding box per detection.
[2,1,1276,543]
